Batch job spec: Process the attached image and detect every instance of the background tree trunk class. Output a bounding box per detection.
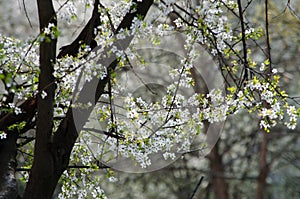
[255,132,269,199]
[207,142,230,199]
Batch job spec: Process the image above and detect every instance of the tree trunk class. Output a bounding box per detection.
[206,141,230,199]
[0,132,18,199]
[255,132,269,199]
[0,97,36,198]
[23,0,57,198]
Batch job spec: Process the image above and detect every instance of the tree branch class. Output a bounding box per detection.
[237,0,249,85]
[57,0,100,58]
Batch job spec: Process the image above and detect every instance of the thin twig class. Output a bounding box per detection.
[22,0,33,28]
[189,176,204,199]
[265,0,272,76]
[237,0,249,85]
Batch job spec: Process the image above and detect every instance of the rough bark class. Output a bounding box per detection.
[0,131,18,199]
[0,97,36,198]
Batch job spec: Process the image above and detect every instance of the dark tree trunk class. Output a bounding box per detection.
[0,98,36,198]
[0,132,18,199]
[23,0,57,198]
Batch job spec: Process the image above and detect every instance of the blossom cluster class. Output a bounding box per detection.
[58,135,107,199]
[0,35,39,113]
[57,1,78,24]
[225,71,300,132]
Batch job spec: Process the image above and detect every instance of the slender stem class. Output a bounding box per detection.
[265,0,273,76]
[237,0,249,84]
